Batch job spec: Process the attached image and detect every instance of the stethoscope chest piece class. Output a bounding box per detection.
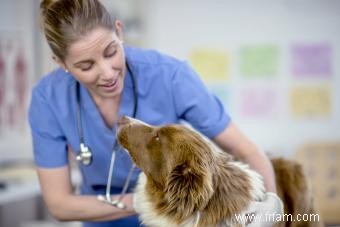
[76,143,93,166]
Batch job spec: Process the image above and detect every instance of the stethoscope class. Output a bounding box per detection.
[75,60,137,209]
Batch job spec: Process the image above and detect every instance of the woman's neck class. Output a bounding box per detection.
[92,95,121,129]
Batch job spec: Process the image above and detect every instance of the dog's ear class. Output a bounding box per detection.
[164,159,214,220]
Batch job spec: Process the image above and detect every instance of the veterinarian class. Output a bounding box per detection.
[28,0,283,226]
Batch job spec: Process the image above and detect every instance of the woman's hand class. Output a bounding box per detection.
[244,192,284,227]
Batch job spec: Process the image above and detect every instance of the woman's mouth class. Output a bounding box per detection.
[100,77,119,92]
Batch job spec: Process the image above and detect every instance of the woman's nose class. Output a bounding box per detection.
[99,60,115,80]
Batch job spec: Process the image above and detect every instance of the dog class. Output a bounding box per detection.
[117,116,323,227]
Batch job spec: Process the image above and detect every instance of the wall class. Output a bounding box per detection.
[4,0,339,161]
[142,0,340,156]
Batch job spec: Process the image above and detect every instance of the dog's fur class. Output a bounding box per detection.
[117,117,323,227]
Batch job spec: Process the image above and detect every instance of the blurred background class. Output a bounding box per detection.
[0,0,339,226]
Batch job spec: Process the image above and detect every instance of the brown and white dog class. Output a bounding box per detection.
[117,116,323,227]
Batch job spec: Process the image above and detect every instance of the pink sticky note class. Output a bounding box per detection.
[240,87,278,118]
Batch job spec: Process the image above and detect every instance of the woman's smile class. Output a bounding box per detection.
[99,76,120,92]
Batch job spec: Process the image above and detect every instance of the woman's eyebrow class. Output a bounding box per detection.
[74,59,93,67]
[73,40,118,66]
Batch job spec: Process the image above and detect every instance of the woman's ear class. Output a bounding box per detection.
[52,55,68,72]
[114,20,124,43]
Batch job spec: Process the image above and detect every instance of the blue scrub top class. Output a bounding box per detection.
[28,46,230,226]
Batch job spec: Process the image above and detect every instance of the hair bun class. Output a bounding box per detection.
[40,0,59,13]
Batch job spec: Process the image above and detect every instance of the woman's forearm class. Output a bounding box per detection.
[48,193,136,222]
[242,149,277,193]
[37,166,136,222]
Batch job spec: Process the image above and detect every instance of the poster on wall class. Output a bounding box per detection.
[0,31,32,161]
[0,34,29,134]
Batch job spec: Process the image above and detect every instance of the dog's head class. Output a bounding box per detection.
[117,116,215,215]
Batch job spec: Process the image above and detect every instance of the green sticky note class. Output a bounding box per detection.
[240,45,279,78]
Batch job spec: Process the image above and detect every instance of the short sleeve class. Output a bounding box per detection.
[171,62,231,138]
[28,87,68,168]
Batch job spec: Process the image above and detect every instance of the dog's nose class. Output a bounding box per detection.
[117,116,130,126]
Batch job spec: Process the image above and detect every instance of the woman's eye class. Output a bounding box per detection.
[105,49,117,58]
[80,64,93,71]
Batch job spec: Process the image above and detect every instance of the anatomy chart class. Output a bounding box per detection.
[0,34,30,136]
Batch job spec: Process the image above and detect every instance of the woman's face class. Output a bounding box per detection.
[62,25,125,102]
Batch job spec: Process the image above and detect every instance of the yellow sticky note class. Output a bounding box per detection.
[290,86,331,117]
[189,49,229,82]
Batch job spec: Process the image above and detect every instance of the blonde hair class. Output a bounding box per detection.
[40,0,115,61]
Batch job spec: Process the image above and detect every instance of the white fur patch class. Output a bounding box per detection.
[125,116,151,126]
[134,173,176,227]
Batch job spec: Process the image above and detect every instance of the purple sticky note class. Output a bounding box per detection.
[240,87,278,118]
[291,43,332,78]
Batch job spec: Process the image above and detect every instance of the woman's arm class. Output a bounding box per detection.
[37,166,135,222]
[213,121,276,193]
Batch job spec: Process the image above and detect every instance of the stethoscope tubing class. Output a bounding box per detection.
[75,59,138,208]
